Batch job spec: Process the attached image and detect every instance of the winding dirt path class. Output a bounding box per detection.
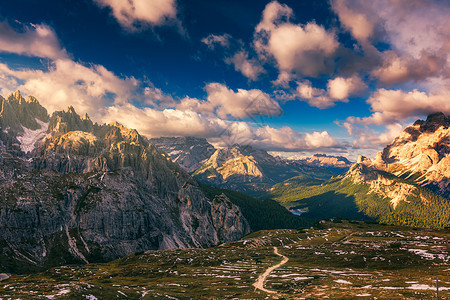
[253,246,289,294]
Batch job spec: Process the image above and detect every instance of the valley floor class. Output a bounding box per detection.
[0,221,449,299]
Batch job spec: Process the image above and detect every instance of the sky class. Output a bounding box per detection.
[0,0,450,160]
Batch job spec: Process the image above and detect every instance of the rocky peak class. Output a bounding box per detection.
[49,106,94,135]
[357,155,368,164]
[7,90,25,103]
[194,145,264,185]
[82,113,91,121]
[0,91,49,136]
[413,112,450,132]
[105,122,145,146]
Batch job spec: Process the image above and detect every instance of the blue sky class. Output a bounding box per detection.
[0,0,450,160]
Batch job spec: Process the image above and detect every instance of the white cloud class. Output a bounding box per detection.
[346,123,405,150]
[331,0,378,43]
[255,1,293,33]
[348,88,450,126]
[0,21,67,60]
[295,81,339,109]
[225,50,264,81]
[201,34,232,49]
[211,124,339,152]
[255,1,339,81]
[327,75,366,100]
[103,104,226,138]
[94,0,178,31]
[276,76,365,109]
[372,50,446,85]
[178,83,282,119]
[341,87,450,150]
[144,86,175,107]
[305,131,338,149]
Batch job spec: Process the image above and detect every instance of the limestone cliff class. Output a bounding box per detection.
[0,94,250,273]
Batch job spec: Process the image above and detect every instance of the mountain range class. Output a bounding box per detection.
[149,138,351,194]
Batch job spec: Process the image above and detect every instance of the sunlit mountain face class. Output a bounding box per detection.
[0,0,449,161]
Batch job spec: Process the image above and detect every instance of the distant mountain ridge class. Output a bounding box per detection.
[296,153,351,168]
[149,136,215,173]
[149,137,341,194]
[193,144,336,193]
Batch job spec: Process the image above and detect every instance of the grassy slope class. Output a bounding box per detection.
[265,172,450,228]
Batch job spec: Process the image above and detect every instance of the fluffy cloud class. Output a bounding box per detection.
[94,0,178,31]
[332,0,450,86]
[251,126,338,151]
[327,76,366,100]
[103,104,226,138]
[295,81,341,109]
[201,34,232,49]
[346,123,405,149]
[101,102,340,152]
[276,76,365,109]
[304,131,338,149]
[144,86,175,107]
[255,1,339,82]
[331,0,379,43]
[225,50,264,81]
[0,21,67,60]
[178,83,282,119]
[347,89,450,126]
[0,59,338,152]
[210,124,339,152]
[341,88,450,149]
[372,51,446,85]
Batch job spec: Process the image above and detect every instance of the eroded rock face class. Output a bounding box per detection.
[338,113,450,210]
[0,91,49,153]
[373,112,450,198]
[210,194,251,243]
[0,95,250,273]
[345,162,418,209]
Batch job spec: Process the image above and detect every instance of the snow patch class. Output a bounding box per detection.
[334,279,352,284]
[17,119,49,153]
